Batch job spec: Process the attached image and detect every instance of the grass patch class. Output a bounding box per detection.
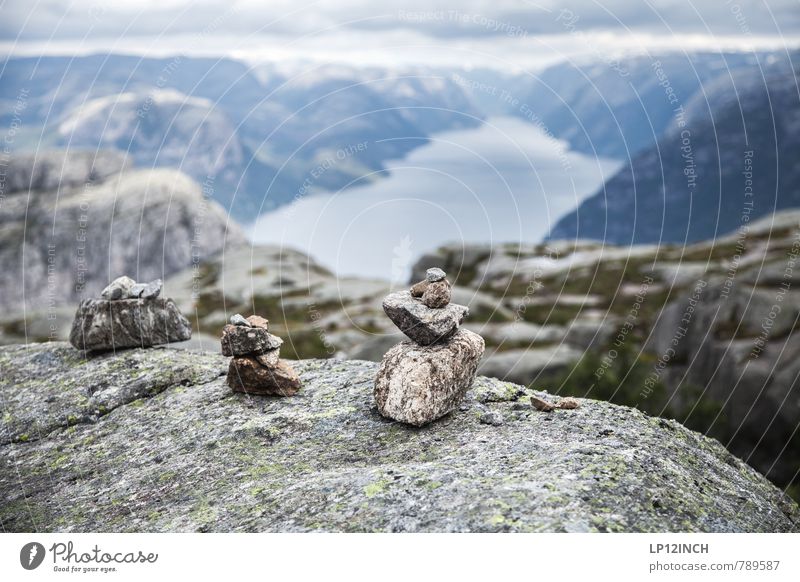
[516,303,584,326]
[281,329,335,359]
[551,342,669,412]
[195,262,220,287]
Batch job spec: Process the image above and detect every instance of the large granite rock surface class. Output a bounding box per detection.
[0,343,797,533]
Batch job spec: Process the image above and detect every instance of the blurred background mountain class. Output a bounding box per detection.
[1,56,483,219]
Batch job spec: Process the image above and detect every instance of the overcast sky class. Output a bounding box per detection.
[2,0,798,67]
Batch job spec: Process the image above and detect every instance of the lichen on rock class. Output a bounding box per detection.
[1,343,797,532]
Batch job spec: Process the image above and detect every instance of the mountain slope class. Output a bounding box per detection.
[58,89,246,184]
[522,51,782,159]
[1,55,484,220]
[0,150,244,340]
[548,63,800,244]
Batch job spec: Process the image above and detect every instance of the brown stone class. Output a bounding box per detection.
[558,397,580,410]
[410,279,429,297]
[255,348,280,368]
[227,357,301,396]
[421,279,451,308]
[531,395,555,412]
[246,315,269,329]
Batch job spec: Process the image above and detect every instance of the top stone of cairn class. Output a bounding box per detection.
[99,276,163,300]
[426,267,447,282]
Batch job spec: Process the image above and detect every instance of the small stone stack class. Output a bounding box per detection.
[374,268,485,426]
[223,314,301,396]
[69,276,191,352]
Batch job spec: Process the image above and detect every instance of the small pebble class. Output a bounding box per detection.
[558,397,580,410]
[128,279,163,299]
[426,267,446,282]
[100,276,136,300]
[531,395,556,412]
[230,314,251,327]
[410,279,429,297]
[421,279,451,308]
[479,410,505,426]
[246,315,269,330]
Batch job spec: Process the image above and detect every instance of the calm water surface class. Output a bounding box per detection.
[249,116,620,281]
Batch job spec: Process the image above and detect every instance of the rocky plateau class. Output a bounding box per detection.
[1,343,797,532]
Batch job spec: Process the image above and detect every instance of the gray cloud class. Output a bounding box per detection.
[1,0,797,55]
[355,0,800,38]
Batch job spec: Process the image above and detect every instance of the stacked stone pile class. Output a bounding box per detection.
[375,268,485,426]
[69,276,191,351]
[223,314,301,396]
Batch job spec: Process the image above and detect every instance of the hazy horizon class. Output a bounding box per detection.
[3,0,799,70]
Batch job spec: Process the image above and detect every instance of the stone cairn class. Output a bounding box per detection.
[69,276,191,352]
[223,314,301,396]
[374,267,485,426]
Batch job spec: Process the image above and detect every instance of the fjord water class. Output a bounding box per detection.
[249,116,620,282]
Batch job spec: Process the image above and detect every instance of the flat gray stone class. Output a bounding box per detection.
[230,314,251,327]
[100,276,136,301]
[220,325,282,357]
[426,267,447,282]
[382,291,468,346]
[128,279,162,299]
[374,328,485,426]
[68,297,192,352]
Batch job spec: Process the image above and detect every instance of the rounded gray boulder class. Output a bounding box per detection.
[374,328,485,426]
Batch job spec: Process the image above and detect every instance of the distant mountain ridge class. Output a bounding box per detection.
[519,51,791,159]
[547,56,800,244]
[4,49,799,240]
[0,55,483,220]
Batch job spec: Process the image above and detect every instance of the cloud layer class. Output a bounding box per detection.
[3,0,799,41]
